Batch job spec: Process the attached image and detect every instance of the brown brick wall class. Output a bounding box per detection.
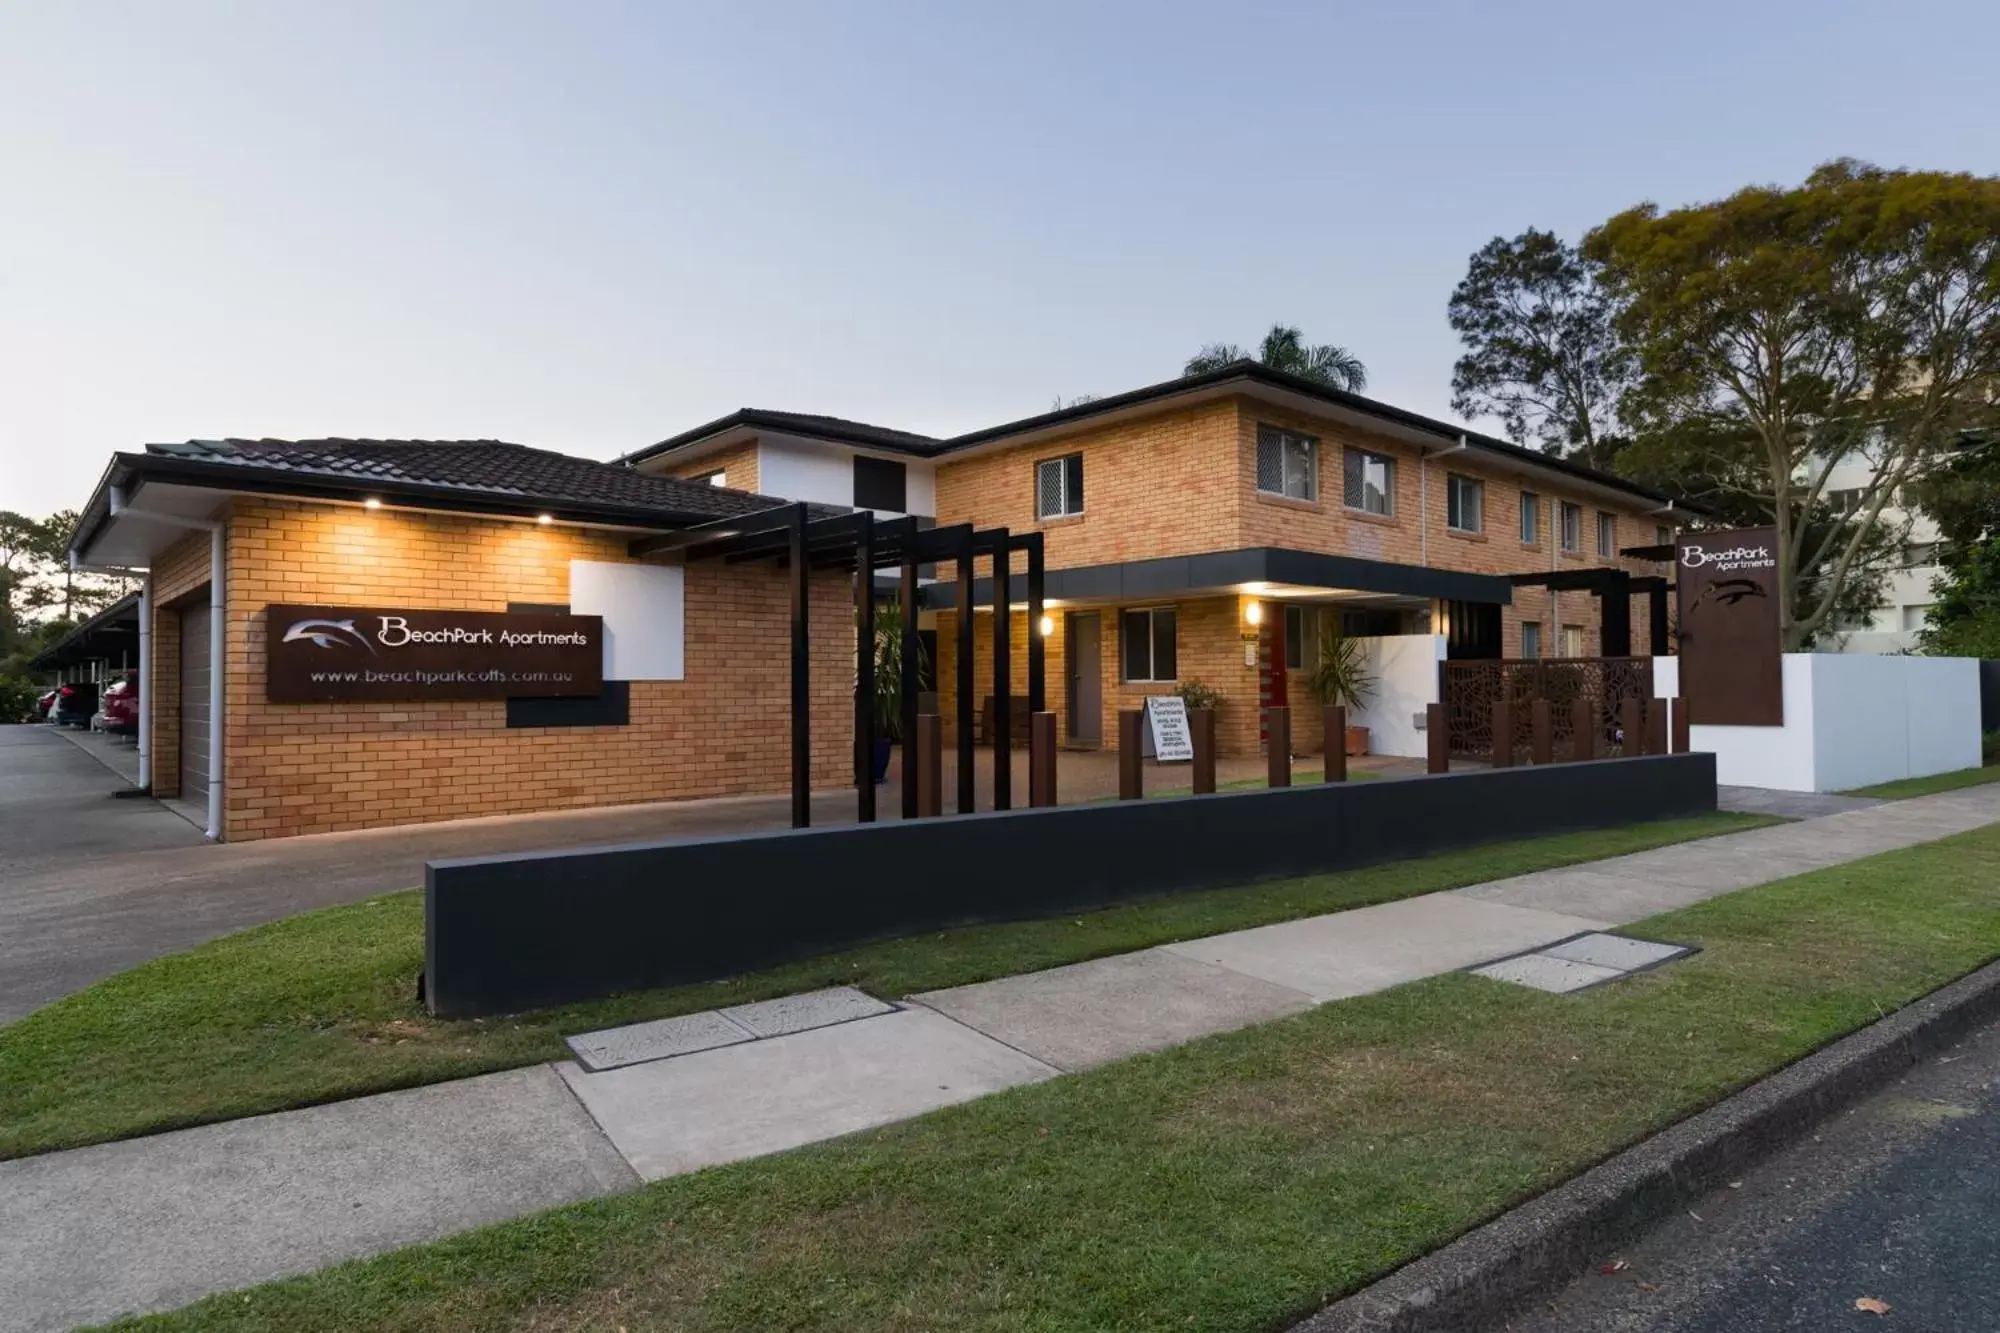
[148,498,853,841]
[663,442,759,494]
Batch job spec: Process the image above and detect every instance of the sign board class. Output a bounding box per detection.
[1145,695,1194,762]
[1675,528,1784,726]
[266,604,604,702]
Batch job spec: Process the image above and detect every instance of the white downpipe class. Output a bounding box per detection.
[109,490,226,840]
[137,579,151,790]
[1419,435,1471,572]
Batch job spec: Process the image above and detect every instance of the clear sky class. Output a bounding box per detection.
[3,1,1995,517]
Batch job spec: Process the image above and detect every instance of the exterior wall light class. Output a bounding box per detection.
[1244,599,1263,627]
[1038,614,1055,637]
[537,513,553,525]
[363,497,383,511]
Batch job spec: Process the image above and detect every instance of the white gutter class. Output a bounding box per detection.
[107,487,226,841]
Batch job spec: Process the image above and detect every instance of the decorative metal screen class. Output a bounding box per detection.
[1036,458,1066,518]
[1440,656,1654,760]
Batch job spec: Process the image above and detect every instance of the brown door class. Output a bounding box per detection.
[1065,612,1101,745]
[179,601,212,803]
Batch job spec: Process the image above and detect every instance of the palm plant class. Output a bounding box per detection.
[868,598,929,740]
[1305,621,1376,710]
[1184,323,1368,392]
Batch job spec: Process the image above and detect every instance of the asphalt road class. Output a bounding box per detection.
[1509,1018,2000,1332]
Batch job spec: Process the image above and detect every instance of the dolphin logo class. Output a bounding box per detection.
[282,618,377,653]
[1695,577,1766,608]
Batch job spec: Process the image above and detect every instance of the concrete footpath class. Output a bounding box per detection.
[4,784,1997,1333]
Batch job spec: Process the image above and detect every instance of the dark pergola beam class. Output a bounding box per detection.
[955,526,975,814]
[788,504,810,829]
[990,527,1011,812]
[854,511,876,823]
[1019,532,1046,716]
[627,502,807,559]
[899,546,921,821]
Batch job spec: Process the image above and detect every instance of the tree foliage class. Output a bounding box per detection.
[1584,160,2000,649]
[1914,432,2000,657]
[0,509,134,676]
[1448,229,1632,464]
[1186,324,1367,392]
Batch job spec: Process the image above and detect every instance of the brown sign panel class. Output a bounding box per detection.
[266,605,604,702]
[1675,527,1784,726]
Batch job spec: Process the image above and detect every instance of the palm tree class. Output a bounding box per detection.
[1184,323,1367,392]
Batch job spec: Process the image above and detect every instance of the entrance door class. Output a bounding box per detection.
[180,602,211,804]
[1065,612,1101,745]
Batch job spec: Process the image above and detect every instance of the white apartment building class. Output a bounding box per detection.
[1816,454,1942,654]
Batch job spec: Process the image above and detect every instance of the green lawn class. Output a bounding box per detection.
[1844,761,2000,800]
[0,812,1768,1162]
[105,823,2000,1333]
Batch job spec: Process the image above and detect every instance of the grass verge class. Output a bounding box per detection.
[0,812,1768,1161]
[106,821,2000,1333]
[1844,761,2000,800]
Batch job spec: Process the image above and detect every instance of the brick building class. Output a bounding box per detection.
[72,361,1685,841]
[631,361,1684,763]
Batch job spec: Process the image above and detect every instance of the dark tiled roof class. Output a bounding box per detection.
[627,409,942,463]
[149,438,784,520]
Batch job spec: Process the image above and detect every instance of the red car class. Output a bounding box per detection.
[34,687,58,720]
[101,673,139,734]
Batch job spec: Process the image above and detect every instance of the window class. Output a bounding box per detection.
[1596,511,1617,557]
[1519,491,1540,544]
[1342,447,1394,514]
[853,455,908,512]
[1560,502,1582,552]
[1284,605,1315,671]
[1656,524,1672,547]
[1901,604,1933,632]
[1829,487,1866,516]
[1121,608,1178,682]
[1902,542,1939,569]
[1257,425,1318,501]
[1520,621,1542,660]
[1562,624,1585,657]
[695,469,726,487]
[1446,474,1484,533]
[1034,453,1084,519]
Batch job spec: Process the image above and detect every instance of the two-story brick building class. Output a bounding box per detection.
[71,361,1684,841]
[631,361,1684,761]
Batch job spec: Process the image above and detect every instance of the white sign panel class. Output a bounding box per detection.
[1145,695,1194,762]
[568,560,685,681]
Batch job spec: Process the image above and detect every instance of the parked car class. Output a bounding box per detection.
[35,687,59,720]
[49,681,99,728]
[100,673,139,734]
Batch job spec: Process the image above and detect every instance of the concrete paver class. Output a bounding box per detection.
[566,1009,754,1072]
[555,1007,1057,1180]
[1163,895,1614,1002]
[0,1065,635,1333]
[913,949,1314,1071]
[720,985,893,1038]
[1470,953,1623,992]
[1544,933,1687,971]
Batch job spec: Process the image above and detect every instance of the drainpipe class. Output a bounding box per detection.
[137,578,151,790]
[1420,434,1471,568]
[109,487,226,841]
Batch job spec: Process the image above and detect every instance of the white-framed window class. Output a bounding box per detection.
[1520,491,1540,545]
[1901,604,1933,632]
[1520,621,1542,660]
[1597,511,1617,557]
[1284,604,1315,670]
[1120,607,1178,682]
[1256,425,1318,501]
[1035,453,1084,519]
[1562,624,1585,657]
[1446,474,1484,533]
[1342,447,1394,515]
[1560,502,1583,553]
[694,468,726,487]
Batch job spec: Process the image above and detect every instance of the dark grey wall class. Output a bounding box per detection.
[424,753,1717,1017]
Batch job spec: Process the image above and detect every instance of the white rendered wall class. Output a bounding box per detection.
[1689,654,1980,792]
[754,439,937,518]
[568,560,685,681]
[1352,634,1444,758]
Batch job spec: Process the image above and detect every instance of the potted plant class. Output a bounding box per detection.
[1174,679,1222,713]
[1306,622,1377,756]
[867,599,929,784]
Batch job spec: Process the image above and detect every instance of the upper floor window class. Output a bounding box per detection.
[852,455,907,512]
[1121,607,1178,682]
[1829,487,1866,516]
[1257,426,1318,502]
[1560,501,1582,553]
[1342,447,1394,515]
[1035,453,1084,519]
[1446,474,1484,533]
[1656,523,1672,547]
[1596,511,1617,557]
[1520,491,1541,544]
[694,468,726,487]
